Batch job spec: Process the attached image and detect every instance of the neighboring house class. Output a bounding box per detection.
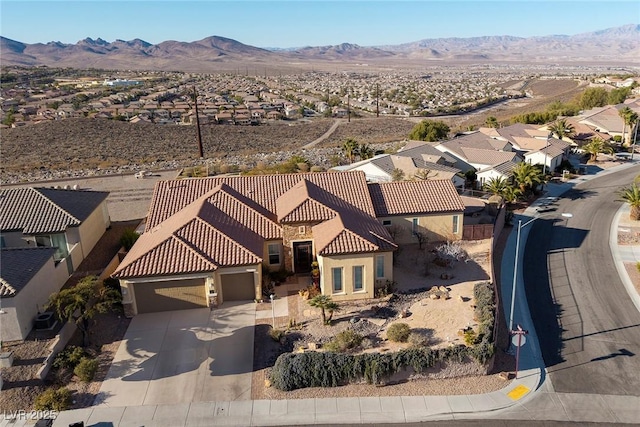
[476,160,521,188]
[0,187,111,341]
[368,180,465,245]
[1,248,69,341]
[578,105,625,138]
[522,138,572,172]
[113,172,465,316]
[332,153,464,187]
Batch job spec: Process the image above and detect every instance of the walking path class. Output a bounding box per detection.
[39,160,640,427]
[302,119,342,149]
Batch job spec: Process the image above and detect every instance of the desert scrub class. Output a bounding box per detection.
[53,346,86,370]
[34,387,72,411]
[269,328,285,342]
[386,322,411,342]
[323,330,363,352]
[74,357,99,382]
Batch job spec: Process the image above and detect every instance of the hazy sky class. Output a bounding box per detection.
[1,1,638,48]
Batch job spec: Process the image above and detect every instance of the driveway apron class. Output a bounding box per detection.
[96,301,255,407]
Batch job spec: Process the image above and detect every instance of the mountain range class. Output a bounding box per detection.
[1,24,638,72]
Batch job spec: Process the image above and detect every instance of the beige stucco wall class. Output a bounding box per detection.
[318,251,393,302]
[1,256,69,341]
[77,201,111,259]
[380,212,463,245]
[262,240,284,272]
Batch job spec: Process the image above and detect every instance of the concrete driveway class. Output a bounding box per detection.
[95,301,255,407]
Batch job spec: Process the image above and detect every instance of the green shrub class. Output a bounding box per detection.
[637,262,640,273]
[74,357,98,382]
[463,329,478,346]
[120,229,140,251]
[324,330,363,352]
[34,387,72,411]
[269,328,285,342]
[53,346,86,370]
[386,323,411,342]
[470,340,495,365]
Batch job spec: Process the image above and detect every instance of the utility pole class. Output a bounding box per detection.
[193,86,203,158]
[347,88,351,123]
[376,83,380,118]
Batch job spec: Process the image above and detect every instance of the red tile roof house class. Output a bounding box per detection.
[112,172,465,316]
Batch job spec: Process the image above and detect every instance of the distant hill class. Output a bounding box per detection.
[1,24,638,71]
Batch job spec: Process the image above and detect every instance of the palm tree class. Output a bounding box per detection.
[619,106,633,145]
[308,295,340,325]
[582,137,614,162]
[625,110,638,147]
[342,138,359,163]
[511,162,542,193]
[358,143,374,160]
[617,183,640,220]
[391,168,405,181]
[548,118,575,140]
[412,168,435,181]
[483,176,509,195]
[502,186,523,204]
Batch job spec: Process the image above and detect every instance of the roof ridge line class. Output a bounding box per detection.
[191,216,260,262]
[33,187,81,224]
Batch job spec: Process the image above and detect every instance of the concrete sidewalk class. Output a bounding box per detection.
[42,160,640,427]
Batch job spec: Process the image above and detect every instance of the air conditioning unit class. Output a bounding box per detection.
[34,312,56,330]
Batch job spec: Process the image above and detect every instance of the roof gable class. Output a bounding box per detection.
[0,247,56,297]
[276,179,337,223]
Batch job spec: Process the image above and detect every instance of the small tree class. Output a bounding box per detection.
[46,275,121,347]
[120,229,140,251]
[308,295,340,325]
[582,137,614,163]
[342,138,359,163]
[408,120,450,142]
[485,116,499,128]
[412,169,435,181]
[617,183,640,221]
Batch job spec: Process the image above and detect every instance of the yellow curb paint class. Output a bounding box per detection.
[507,384,530,400]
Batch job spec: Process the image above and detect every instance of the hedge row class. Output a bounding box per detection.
[270,344,488,391]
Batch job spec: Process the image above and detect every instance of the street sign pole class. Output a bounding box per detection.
[511,325,528,379]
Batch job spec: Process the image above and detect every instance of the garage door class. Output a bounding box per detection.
[221,273,255,301]
[134,278,207,314]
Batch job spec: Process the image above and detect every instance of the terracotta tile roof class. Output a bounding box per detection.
[0,247,56,297]
[313,212,396,256]
[276,179,337,223]
[368,180,465,217]
[0,187,108,234]
[147,172,375,230]
[116,172,412,279]
[114,186,268,278]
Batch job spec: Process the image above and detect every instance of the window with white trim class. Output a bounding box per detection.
[332,267,343,293]
[412,218,419,234]
[353,265,364,291]
[453,215,459,234]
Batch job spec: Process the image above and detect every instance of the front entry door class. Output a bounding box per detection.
[293,241,313,273]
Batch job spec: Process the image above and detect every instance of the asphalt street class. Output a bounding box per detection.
[524,166,640,395]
